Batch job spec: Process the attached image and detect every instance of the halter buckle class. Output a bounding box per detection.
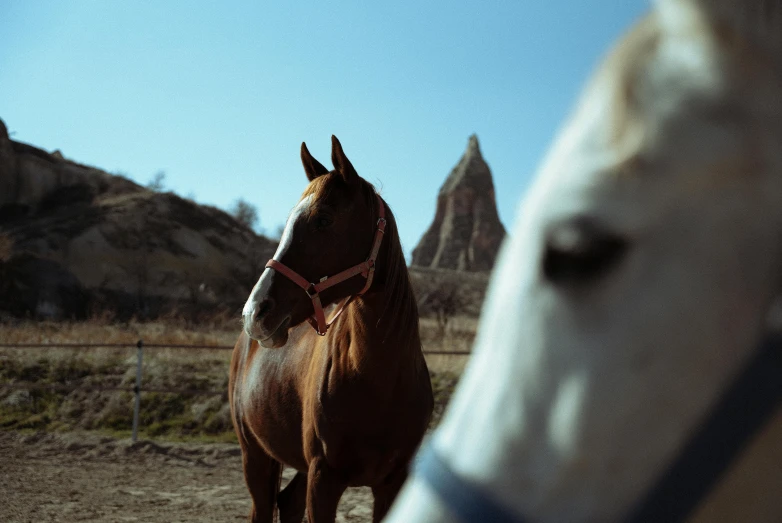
[377,217,387,232]
[306,284,318,298]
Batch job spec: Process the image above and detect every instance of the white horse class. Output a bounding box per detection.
[387,0,782,521]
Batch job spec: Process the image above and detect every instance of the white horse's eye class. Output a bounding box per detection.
[542,218,629,286]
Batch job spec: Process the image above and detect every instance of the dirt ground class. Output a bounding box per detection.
[0,431,374,523]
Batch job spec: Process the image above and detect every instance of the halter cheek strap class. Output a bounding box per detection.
[415,331,782,523]
[265,194,387,336]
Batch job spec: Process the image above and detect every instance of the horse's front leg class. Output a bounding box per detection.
[306,457,347,523]
[240,439,282,523]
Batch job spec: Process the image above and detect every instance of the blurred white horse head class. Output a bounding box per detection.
[388,0,782,521]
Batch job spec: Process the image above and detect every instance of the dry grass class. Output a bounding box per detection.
[0,316,240,346]
[0,317,476,441]
[0,318,240,441]
[419,315,478,354]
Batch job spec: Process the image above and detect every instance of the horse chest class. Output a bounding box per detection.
[310,363,428,448]
[241,346,307,468]
[306,380,427,486]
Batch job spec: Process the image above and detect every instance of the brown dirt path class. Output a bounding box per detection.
[0,431,373,522]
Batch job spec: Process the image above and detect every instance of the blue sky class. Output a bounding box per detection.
[0,1,647,257]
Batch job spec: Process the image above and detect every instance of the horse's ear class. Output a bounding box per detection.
[301,142,329,182]
[657,0,781,57]
[331,135,358,184]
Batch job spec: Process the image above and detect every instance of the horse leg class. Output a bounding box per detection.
[306,457,347,523]
[278,470,307,523]
[239,435,282,523]
[371,465,409,523]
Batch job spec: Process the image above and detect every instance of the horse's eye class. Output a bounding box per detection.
[315,214,333,229]
[542,218,629,286]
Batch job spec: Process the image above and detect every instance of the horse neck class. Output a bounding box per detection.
[340,226,422,371]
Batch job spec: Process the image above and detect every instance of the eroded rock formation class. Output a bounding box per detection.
[411,135,505,272]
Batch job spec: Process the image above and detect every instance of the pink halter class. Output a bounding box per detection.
[265,194,386,336]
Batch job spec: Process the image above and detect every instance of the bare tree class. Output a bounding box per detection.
[417,279,465,336]
[230,198,259,231]
[147,170,166,191]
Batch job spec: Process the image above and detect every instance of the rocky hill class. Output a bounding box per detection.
[411,135,505,272]
[0,119,275,320]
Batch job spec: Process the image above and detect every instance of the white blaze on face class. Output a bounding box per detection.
[242,195,313,323]
[273,194,314,263]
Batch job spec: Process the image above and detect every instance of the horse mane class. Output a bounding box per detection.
[359,179,421,345]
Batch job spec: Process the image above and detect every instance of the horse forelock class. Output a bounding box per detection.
[593,14,660,158]
[300,173,337,218]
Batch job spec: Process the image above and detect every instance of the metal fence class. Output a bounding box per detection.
[0,341,469,441]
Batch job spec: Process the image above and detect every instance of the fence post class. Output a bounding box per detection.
[131,339,143,442]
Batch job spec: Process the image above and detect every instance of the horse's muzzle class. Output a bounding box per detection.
[243,301,290,348]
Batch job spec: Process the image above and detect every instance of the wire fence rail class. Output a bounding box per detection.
[0,340,469,441]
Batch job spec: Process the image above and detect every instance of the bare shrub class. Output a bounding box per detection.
[417,280,466,336]
[146,170,166,192]
[229,198,259,231]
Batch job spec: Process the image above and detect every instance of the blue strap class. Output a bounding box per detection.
[622,331,782,522]
[415,442,527,523]
[416,333,782,523]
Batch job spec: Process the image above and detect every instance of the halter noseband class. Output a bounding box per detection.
[416,330,782,523]
[265,194,386,336]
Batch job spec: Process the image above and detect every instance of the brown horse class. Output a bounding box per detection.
[229,135,433,523]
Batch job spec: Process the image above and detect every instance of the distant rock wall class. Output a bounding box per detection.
[0,120,140,212]
[0,118,275,320]
[0,120,16,203]
[411,135,506,272]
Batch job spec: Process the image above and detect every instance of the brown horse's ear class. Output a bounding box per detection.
[301,142,329,182]
[331,135,357,184]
